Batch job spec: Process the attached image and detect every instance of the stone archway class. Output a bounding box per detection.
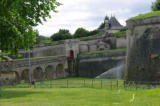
[21,69,29,83]
[33,67,44,81]
[45,65,55,80]
[56,64,65,78]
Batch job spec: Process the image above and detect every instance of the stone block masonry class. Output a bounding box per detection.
[125,16,160,81]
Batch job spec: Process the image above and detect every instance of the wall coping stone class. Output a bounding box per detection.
[126,16,160,29]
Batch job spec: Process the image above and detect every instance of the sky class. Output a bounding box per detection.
[35,0,155,37]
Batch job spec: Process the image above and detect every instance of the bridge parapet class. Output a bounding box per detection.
[0,56,66,72]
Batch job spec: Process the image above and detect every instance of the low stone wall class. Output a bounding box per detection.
[126,16,160,81]
[78,51,126,77]
[0,72,19,86]
[32,44,66,57]
[117,37,127,48]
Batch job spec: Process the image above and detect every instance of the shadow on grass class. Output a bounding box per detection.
[0,89,48,99]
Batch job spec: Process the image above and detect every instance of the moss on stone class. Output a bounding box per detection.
[79,35,98,41]
[80,48,126,55]
[113,31,126,38]
[129,11,160,20]
[15,55,65,61]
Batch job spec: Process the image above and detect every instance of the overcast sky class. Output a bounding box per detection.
[35,0,155,37]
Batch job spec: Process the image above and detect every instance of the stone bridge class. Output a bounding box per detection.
[0,56,68,84]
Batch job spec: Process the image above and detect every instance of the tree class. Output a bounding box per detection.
[152,0,160,11]
[98,15,109,30]
[51,29,72,41]
[98,22,105,30]
[36,35,50,44]
[73,28,89,38]
[0,0,60,54]
[88,30,100,36]
[105,15,109,20]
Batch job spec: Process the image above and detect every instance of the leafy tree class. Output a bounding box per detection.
[36,35,50,44]
[105,15,109,20]
[152,0,160,11]
[73,28,89,38]
[51,29,72,41]
[88,30,101,36]
[0,0,60,54]
[98,22,105,30]
[98,15,109,30]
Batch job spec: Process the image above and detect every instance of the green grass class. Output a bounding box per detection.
[79,35,98,41]
[0,56,8,61]
[4,78,125,89]
[15,54,65,61]
[1,78,160,106]
[113,31,126,38]
[129,11,160,20]
[81,48,126,55]
[0,57,3,61]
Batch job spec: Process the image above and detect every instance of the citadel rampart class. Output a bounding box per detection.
[0,16,127,85]
[78,50,125,77]
[126,16,160,81]
[0,56,68,86]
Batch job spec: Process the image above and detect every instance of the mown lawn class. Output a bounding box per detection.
[0,78,160,106]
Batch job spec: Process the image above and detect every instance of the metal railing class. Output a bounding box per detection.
[2,79,160,90]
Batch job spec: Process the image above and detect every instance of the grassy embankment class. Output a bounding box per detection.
[81,48,126,55]
[0,78,160,106]
[129,11,160,20]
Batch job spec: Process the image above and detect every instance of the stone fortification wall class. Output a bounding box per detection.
[79,37,118,53]
[32,44,65,57]
[78,51,125,77]
[116,37,127,48]
[126,16,160,81]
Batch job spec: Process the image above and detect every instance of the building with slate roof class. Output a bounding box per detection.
[104,16,123,33]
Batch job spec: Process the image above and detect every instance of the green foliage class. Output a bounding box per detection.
[51,29,72,41]
[120,27,127,32]
[113,31,126,38]
[1,78,160,106]
[0,55,8,61]
[112,27,126,38]
[15,54,65,61]
[98,15,109,30]
[73,28,89,38]
[98,22,105,30]
[0,0,60,55]
[79,35,98,41]
[152,0,160,11]
[73,28,100,39]
[88,30,101,36]
[52,40,65,45]
[36,35,51,44]
[105,15,109,20]
[129,11,160,20]
[0,57,3,61]
[81,48,126,55]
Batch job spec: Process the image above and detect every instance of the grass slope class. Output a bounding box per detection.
[0,78,160,106]
[1,88,160,106]
[81,48,126,55]
[129,11,160,20]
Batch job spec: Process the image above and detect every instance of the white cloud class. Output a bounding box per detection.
[35,0,155,37]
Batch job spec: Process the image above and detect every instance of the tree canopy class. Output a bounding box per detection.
[73,28,89,38]
[36,34,50,44]
[152,0,160,11]
[98,15,109,30]
[51,29,72,41]
[98,23,105,30]
[0,0,60,54]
